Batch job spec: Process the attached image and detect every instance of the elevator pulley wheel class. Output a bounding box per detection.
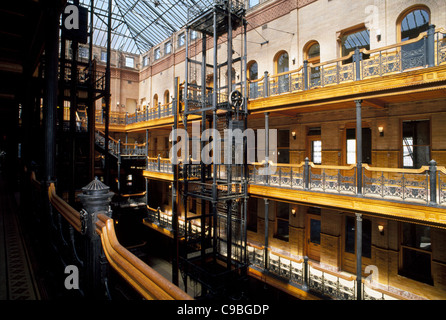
[229,90,244,110]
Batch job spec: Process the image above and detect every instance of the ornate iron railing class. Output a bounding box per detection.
[95,129,147,158]
[248,27,444,100]
[146,156,174,174]
[362,164,430,204]
[247,159,445,206]
[439,167,446,206]
[246,243,403,300]
[96,101,174,126]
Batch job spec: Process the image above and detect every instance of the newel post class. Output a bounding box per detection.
[78,177,114,299]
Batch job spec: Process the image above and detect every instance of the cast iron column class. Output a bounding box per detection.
[43,6,60,184]
[264,198,269,270]
[356,213,363,300]
[355,100,363,195]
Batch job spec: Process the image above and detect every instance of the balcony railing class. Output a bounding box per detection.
[247,243,409,300]
[249,27,446,100]
[250,159,445,207]
[95,129,147,158]
[96,101,174,126]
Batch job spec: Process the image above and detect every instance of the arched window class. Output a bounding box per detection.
[275,51,289,74]
[164,90,170,105]
[304,41,320,64]
[247,60,258,80]
[274,51,290,93]
[397,6,430,70]
[247,60,259,98]
[304,41,321,87]
[398,6,430,42]
[153,94,158,108]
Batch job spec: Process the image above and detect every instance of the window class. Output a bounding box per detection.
[101,51,107,62]
[398,7,430,42]
[191,30,198,40]
[178,32,185,47]
[274,51,289,93]
[248,61,258,80]
[153,94,158,108]
[398,7,431,70]
[125,56,134,68]
[307,127,322,165]
[340,27,370,64]
[402,120,430,168]
[164,90,170,105]
[164,41,172,54]
[275,51,289,74]
[143,55,149,67]
[345,128,372,165]
[275,202,289,241]
[277,129,290,164]
[345,216,371,259]
[249,0,260,8]
[400,223,432,284]
[312,141,322,165]
[154,47,161,60]
[79,47,89,59]
[304,41,321,87]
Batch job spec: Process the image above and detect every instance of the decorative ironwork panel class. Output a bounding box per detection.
[401,38,426,71]
[439,171,446,206]
[363,172,429,203]
[437,31,446,65]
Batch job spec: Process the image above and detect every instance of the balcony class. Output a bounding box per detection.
[247,243,425,300]
[142,157,446,225]
[248,27,446,112]
[95,101,176,132]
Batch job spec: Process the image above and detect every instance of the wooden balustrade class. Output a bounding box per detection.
[95,214,193,300]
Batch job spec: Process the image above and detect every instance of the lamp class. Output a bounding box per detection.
[378,126,384,137]
[291,208,296,216]
[378,224,384,235]
[292,131,296,140]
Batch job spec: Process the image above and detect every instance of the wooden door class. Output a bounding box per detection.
[306,214,321,261]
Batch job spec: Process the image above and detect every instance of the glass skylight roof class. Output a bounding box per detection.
[77,0,215,54]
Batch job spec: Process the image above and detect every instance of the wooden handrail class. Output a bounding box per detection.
[147,156,172,162]
[95,214,193,300]
[307,261,356,282]
[269,65,304,79]
[48,183,82,233]
[267,248,304,264]
[248,75,265,84]
[438,166,446,175]
[363,163,429,174]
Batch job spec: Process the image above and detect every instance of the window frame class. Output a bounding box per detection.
[178,32,185,48]
[274,201,290,242]
[399,222,433,285]
[338,24,370,64]
[125,56,134,68]
[164,40,172,55]
[154,47,161,60]
[396,5,431,43]
[400,118,431,169]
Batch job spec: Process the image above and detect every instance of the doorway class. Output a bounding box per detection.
[306,213,321,261]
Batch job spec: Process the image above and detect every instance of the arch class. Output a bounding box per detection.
[153,94,158,108]
[247,60,258,80]
[303,40,320,64]
[397,5,431,42]
[164,90,170,105]
[274,50,289,74]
